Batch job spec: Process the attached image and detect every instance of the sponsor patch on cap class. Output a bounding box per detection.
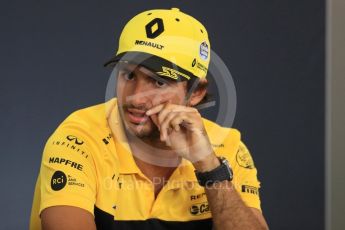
[156,66,191,80]
[199,42,209,60]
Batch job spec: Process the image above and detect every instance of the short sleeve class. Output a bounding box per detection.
[39,126,97,216]
[231,141,262,211]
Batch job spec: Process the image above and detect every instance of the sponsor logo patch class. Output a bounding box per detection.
[49,157,83,171]
[67,175,85,188]
[145,18,164,39]
[211,143,224,148]
[190,192,206,201]
[199,42,209,60]
[102,133,113,145]
[236,145,255,169]
[156,66,190,80]
[135,40,164,50]
[52,138,89,159]
[192,58,208,74]
[242,185,259,195]
[190,202,210,216]
[51,171,67,191]
[66,135,84,145]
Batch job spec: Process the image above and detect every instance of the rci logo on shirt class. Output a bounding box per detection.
[190,202,210,216]
[51,171,67,191]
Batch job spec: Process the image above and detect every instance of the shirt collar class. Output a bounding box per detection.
[106,98,140,174]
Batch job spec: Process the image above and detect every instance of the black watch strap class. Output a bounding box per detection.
[195,157,233,187]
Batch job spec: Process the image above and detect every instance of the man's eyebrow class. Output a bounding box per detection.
[148,74,171,84]
[118,65,134,72]
[117,61,137,72]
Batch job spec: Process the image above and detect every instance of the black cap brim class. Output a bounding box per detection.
[104,51,196,82]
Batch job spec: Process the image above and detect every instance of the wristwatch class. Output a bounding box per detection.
[195,157,233,187]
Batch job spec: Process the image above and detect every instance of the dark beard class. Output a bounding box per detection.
[132,122,160,140]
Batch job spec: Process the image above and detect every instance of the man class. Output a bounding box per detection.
[30,8,268,230]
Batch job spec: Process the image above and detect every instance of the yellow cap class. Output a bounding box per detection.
[104,8,210,81]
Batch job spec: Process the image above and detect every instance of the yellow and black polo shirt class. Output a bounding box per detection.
[30,98,262,230]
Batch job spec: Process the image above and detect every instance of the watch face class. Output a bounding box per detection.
[220,157,233,180]
[220,157,230,167]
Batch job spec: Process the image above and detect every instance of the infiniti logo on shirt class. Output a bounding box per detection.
[66,135,84,145]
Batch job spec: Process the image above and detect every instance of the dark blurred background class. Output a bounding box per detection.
[0,0,325,229]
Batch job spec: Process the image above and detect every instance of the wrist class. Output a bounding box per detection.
[194,156,234,187]
[193,153,220,172]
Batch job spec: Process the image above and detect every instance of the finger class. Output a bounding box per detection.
[158,104,195,126]
[160,111,178,140]
[164,111,195,128]
[146,102,194,116]
[161,112,190,140]
[157,103,173,126]
[146,103,165,116]
[171,106,197,113]
[170,114,196,132]
[161,126,174,142]
[174,123,180,132]
[170,116,188,130]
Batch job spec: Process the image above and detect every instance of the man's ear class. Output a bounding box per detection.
[188,79,208,106]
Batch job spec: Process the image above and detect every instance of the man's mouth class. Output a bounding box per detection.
[126,108,149,124]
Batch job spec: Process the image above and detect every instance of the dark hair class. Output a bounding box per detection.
[186,78,212,106]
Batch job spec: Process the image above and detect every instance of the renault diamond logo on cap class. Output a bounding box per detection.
[145,18,164,39]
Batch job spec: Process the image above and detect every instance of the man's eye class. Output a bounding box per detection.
[122,72,134,80]
[155,80,167,88]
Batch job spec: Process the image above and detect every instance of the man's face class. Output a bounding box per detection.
[116,62,188,139]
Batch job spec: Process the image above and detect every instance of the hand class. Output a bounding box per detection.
[146,102,219,169]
